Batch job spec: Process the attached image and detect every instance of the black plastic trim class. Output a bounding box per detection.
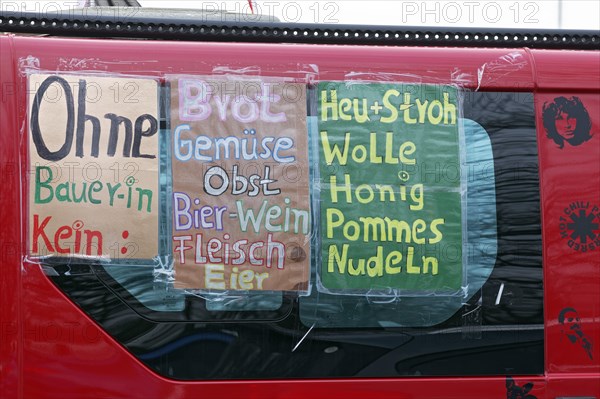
[1,11,599,49]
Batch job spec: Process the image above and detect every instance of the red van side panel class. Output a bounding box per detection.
[1,35,599,398]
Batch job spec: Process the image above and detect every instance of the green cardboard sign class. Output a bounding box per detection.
[317,82,463,294]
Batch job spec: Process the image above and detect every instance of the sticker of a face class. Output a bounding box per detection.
[542,96,593,148]
[560,308,582,343]
[559,307,594,360]
[555,111,577,140]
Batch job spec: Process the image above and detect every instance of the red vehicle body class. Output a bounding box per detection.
[0,31,599,398]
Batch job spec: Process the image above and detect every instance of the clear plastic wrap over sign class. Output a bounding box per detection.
[25,72,162,264]
[23,70,477,301]
[315,81,467,298]
[169,74,311,294]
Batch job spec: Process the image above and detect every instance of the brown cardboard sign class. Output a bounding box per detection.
[28,73,160,260]
[170,76,310,291]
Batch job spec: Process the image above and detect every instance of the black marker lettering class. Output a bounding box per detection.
[75,79,101,158]
[30,76,74,161]
[132,114,158,159]
[105,113,133,157]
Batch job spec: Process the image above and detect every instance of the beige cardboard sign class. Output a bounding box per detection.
[170,76,310,291]
[28,73,160,260]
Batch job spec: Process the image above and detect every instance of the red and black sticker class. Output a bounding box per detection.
[559,201,600,253]
[506,377,537,399]
[542,96,593,149]
[559,307,594,360]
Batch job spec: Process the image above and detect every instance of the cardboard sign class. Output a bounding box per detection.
[170,76,310,291]
[28,74,160,260]
[317,82,463,293]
